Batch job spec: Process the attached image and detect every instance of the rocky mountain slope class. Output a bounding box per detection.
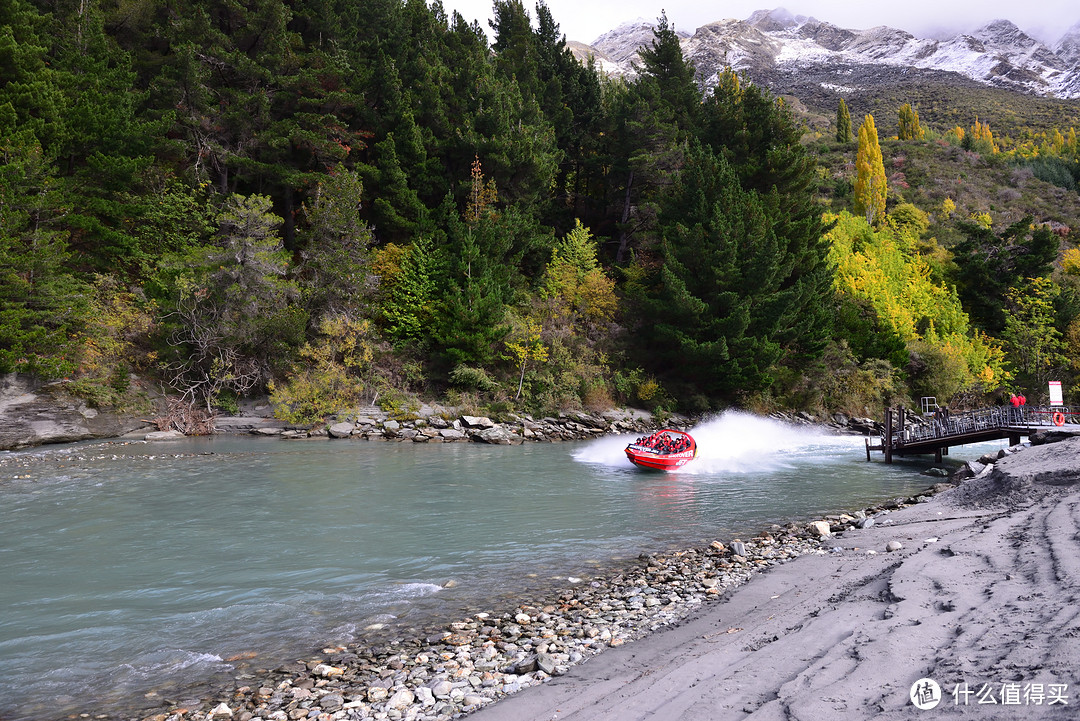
[581,8,1080,100]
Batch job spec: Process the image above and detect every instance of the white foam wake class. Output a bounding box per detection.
[572,410,862,475]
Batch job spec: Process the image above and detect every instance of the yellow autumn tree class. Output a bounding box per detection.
[1063,247,1080,275]
[269,314,375,423]
[897,103,924,140]
[826,211,1008,399]
[941,197,956,219]
[854,114,887,227]
[503,314,549,400]
[541,220,617,326]
[965,116,997,154]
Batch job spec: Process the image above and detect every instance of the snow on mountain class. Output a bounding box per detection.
[1055,20,1080,68]
[588,8,1080,99]
[590,19,690,66]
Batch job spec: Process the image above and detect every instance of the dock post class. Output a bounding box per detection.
[884,406,893,464]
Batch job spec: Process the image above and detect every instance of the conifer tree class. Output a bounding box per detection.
[853,114,887,227]
[951,216,1059,334]
[643,136,832,402]
[635,11,699,135]
[836,98,853,143]
[697,72,834,361]
[897,103,924,140]
[429,159,517,367]
[0,134,90,377]
[296,167,374,323]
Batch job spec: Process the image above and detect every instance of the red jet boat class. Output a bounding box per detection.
[625,429,697,471]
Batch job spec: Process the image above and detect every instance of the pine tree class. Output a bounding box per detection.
[296,166,374,323]
[836,98,853,143]
[161,194,302,409]
[0,134,90,377]
[897,103,924,141]
[853,114,887,227]
[642,138,832,402]
[951,216,1060,334]
[635,11,699,135]
[697,75,834,362]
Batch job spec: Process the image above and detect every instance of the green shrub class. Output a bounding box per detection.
[449,365,499,393]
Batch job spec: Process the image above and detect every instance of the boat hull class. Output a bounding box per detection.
[624,429,697,471]
[624,447,695,470]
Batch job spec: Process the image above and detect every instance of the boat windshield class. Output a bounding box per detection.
[629,431,692,455]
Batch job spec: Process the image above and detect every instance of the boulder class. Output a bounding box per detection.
[328,422,355,438]
[475,426,522,445]
[439,428,467,441]
[807,520,832,538]
[1030,429,1080,445]
[386,689,415,710]
[978,449,1006,464]
[145,430,186,441]
[0,373,159,451]
[460,415,495,429]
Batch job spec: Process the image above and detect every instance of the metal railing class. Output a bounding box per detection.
[890,405,1078,446]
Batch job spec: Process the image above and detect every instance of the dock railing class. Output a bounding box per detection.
[895,405,1077,446]
[869,405,1078,462]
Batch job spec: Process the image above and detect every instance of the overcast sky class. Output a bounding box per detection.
[437,1,1080,46]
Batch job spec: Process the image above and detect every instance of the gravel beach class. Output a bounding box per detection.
[469,437,1080,720]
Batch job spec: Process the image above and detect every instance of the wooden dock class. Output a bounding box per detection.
[866,405,1077,463]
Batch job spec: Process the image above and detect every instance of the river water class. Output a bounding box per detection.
[0,412,1004,720]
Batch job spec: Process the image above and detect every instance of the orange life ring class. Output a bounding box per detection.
[1052,411,1065,427]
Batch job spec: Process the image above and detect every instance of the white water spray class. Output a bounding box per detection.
[572,410,864,475]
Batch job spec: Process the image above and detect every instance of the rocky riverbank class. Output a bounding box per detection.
[189,406,880,447]
[2,370,884,451]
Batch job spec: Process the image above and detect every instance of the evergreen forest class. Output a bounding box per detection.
[3,0,1080,423]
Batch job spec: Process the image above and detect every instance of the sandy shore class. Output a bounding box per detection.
[470,438,1080,720]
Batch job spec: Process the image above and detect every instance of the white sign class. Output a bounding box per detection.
[1049,381,1063,406]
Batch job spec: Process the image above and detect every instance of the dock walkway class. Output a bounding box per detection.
[867,405,1077,462]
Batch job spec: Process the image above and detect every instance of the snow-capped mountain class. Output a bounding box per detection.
[585,8,1080,99]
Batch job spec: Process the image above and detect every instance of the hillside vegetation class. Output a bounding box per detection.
[2,0,1079,427]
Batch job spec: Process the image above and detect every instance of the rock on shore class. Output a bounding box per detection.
[0,373,157,450]
[2,367,883,451]
[198,406,879,447]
